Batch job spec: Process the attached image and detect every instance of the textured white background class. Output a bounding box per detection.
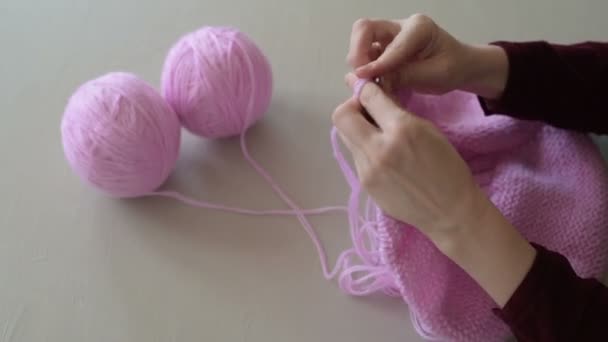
[1,0,608,341]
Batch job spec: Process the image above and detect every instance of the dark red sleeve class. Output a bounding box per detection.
[480,41,608,134]
[493,243,608,341]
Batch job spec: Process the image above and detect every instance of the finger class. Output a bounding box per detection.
[337,128,371,188]
[345,72,399,102]
[350,148,371,186]
[368,42,384,63]
[332,98,378,148]
[344,72,358,89]
[346,75,406,128]
[342,73,378,127]
[356,14,435,78]
[347,19,400,68]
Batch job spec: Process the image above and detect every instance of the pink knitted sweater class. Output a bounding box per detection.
[332,90,608,341]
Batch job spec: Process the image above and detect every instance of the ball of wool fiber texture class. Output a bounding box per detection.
[161,26,273,138]
[61,72,181,197]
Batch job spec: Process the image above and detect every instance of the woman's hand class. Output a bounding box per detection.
[333,75,488,241]
[347,14,509,99]
[333,76,536,307]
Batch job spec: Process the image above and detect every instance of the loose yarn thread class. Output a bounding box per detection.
[330,78,436,338]
[159,26,346,280]
[331,126,437,339]
[61,27,402,321]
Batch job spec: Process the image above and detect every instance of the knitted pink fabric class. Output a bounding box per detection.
[333,91,608,341]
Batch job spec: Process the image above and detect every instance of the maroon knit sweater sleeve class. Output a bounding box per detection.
[479,41,608,134]
[493,244,608,341]
[479,42,608,340]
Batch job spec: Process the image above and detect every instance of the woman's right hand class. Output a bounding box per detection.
[347,14,509,99]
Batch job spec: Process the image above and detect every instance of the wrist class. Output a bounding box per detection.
[429,191,536,307]
[461,44,509,100]
[428,187,495,254]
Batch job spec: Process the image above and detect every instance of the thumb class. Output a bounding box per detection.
[356,14,436,79]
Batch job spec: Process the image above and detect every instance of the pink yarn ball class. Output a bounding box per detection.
[61,72,181,198]
[161,26,273,138]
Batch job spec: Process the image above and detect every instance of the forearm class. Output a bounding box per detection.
[461,44,509,101]
[429,190,536,307]
[497,244,608,341]
[462,41,608,134]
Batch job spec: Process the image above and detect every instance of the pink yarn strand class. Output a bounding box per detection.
[149,190,347,216]
[233,37,344,280]
[239,131,344,279]
[330,127,400,296]
[332,129,437,335]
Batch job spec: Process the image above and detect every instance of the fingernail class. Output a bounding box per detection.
[353,78,369,99]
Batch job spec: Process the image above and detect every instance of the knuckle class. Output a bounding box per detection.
[359,174,378,190]
[370,139,399,170]
[390,116,427,145]
[394,116,414,136]
[409,13,432,26]
[393,124,409,139]
[360,172,377,189]
[406,119,431,142]
[346,53,356,66]
[436,58,453,76]
[389,111,411,130]
[372,145,397,170]
[353,18,372,31]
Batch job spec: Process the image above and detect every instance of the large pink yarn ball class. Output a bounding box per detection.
[61,72,181,198]
[161,26,273,138]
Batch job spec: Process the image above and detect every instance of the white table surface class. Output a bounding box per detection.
[2,0,608,341]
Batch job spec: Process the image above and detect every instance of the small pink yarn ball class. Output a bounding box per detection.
[161,26,273,138]
[61,72,181,198]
